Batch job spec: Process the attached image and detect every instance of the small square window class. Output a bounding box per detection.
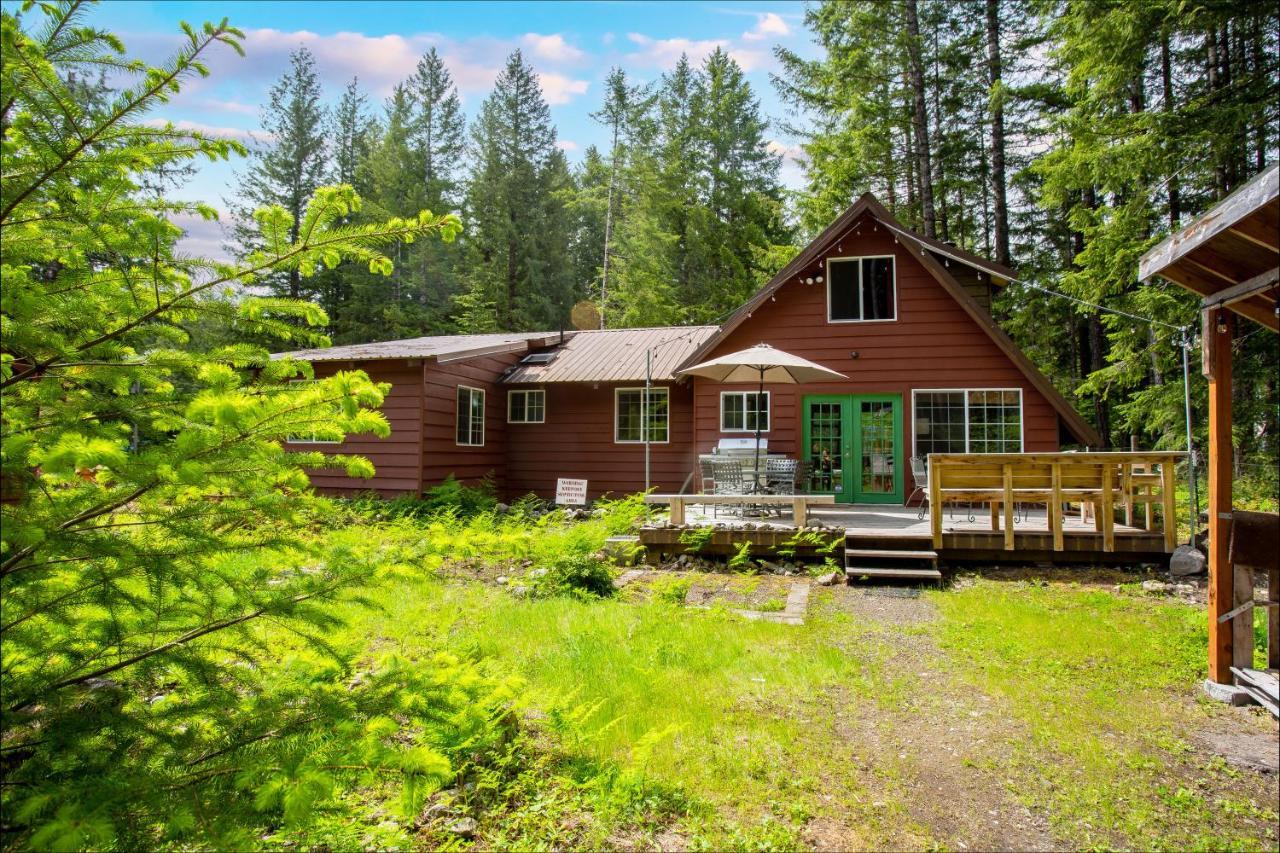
[828,256,896,322]
[720,391,769,432]
[508,389,545,423]
[615,388,669,443]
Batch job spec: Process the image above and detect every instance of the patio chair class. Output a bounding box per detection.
[710,458,749,518]
[909,455,929,520]
[911,455,968,522]
[698,456,717,493]
[765,457,799,495]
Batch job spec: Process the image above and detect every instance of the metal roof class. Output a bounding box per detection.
[504,326,720,384]
[1139,164,1279,332]
[272,332,564,363]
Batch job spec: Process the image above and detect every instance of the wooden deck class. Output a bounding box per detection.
[639,502,1170,566]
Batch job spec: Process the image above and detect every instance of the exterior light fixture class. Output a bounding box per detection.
[805,277,814,285]
[849,351,860,359]
[1216,313,1228,333]
[816,275,824,284]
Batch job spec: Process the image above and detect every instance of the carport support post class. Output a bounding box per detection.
[1205,308,1234,685]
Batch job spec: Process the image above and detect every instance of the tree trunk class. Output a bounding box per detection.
[904,0,937,238]
[1206,33,1228,199]
[985,0,1010,266]
[1160,32,1181,228]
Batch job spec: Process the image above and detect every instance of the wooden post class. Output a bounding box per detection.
[1206,308,1234,685]
[930,457,943,550]
[1232,565,1254,669]
[1160,458,1177,552]
[793,497,807,528]
[1101,463,1115,553]
[669,497,685,526]
[1269,565,1279,670]
[1050,462,1064,552]
[990,501,1000,531]
[1123,462,1134,527]
[1002,463,1014,551]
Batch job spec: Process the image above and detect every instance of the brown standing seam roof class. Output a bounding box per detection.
[504,326,720,384]
[272,332,564,363]
[676,192,1103,447]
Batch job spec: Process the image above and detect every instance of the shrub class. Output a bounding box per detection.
[527,553,616,599]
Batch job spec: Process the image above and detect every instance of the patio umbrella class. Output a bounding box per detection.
[677,343,848,490]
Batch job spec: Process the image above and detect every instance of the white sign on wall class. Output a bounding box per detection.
[555,478,588,506]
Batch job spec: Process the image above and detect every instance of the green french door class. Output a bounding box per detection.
[802,394,903,504]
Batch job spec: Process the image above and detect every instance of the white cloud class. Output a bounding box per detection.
[171,209,232,262]
[726,47,771,72]
[197,97,258,116]
[538,72,590,105]
[767,140,808,190]
[601,31,615,46]
[520,32,584,63]
[625,33,727,69]
[742,12,790,41]
[555,139,579,152]
[143,118,272,144]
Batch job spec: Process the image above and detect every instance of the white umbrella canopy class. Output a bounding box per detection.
[677,344,848,491]
[676,343,848,384]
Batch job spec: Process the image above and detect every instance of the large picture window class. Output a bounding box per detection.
[615,387,669,443]
[456,385,485,446]
[720,391,769,432]
[507,389,545,423]
[827,256,896,322]
[913,389,1022,456]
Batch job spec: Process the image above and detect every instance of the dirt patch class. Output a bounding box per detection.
[1193,729,1280,774]
[813,586,1060,851]
[684,573,798,611]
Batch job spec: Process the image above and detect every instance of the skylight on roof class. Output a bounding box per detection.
[520,351,557,365]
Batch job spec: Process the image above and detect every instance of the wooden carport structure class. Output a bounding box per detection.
[1139,163,1279,692]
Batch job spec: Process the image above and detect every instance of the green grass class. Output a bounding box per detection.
[239,508,1277,851]
[930,579,1278,850]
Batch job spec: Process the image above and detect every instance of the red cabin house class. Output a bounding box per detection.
[278,194,1101,503]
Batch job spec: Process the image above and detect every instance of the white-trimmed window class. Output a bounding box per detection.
[720,391,769,432]
[286,379,341,444]
[615,387,669,443]
[827,255,896,322]
[456,385,485,446]
[508,389,545,423]
[913,389,1022,456]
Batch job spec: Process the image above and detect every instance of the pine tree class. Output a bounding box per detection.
[230,46,329,300]
[407,48,467,328]
[459,50,570,331]
[1,5,463,844]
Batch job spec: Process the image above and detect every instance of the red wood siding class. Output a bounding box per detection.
[504,382,697,501]
[692,215,1063,502]
[422,352,524,494]
[284,360,423,498]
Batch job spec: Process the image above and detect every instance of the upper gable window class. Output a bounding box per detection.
[827,256,896,322]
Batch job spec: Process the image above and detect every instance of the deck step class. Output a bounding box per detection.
[844,548,937,560]
[845,566,943,580]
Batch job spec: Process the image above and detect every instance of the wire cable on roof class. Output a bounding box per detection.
[873,218,1189,334]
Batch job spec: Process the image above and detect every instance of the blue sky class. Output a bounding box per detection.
[68,1,813,256]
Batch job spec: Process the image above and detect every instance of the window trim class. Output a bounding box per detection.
[507,388,546,424]
[456,384,486,447]
[826,254,898,324]
[614,386,671,445]
[285,378,342,444]
[910,387,1024,457]
[719,390,770,433]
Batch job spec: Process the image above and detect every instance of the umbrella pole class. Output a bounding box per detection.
[753,367,764,495]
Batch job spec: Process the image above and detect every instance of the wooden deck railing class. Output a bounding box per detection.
[927,452,1187,553]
